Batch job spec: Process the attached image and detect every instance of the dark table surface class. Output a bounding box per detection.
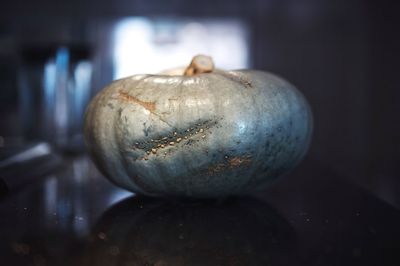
[0,152,399,266]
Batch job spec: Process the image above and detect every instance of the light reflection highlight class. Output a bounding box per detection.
[113,17,249,79]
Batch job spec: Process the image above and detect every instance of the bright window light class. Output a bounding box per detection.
[113,17,249,79]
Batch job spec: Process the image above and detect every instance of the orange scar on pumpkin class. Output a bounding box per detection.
[118,91,156,112]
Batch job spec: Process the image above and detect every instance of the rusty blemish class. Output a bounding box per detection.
[228,156,252,168]
[207,163,226,175]
[221,72,253,88]
[117,91,156,112]
[207,155,252,175]
[240,77,253,88]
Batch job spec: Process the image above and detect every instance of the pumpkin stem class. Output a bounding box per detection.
[184,55,215,76]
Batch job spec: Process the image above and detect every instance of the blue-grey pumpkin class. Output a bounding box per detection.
[84,55,312,198]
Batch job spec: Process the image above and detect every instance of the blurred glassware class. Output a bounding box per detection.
[18,45,92,152]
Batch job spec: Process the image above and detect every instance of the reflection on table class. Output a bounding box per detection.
[0,155,399,266]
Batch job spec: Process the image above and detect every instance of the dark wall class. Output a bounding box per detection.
[0,0,399,205]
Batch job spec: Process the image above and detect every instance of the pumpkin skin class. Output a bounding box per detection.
[84,67,312,198]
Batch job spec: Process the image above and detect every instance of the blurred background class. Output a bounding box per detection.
[0,0,399,207]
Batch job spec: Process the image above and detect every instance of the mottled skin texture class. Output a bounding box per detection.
[84,69,313,198]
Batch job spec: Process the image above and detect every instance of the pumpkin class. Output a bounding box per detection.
[82,196,295,266]
[84,55,312,198]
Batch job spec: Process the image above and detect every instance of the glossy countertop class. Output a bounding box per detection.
[0,153,399,266]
